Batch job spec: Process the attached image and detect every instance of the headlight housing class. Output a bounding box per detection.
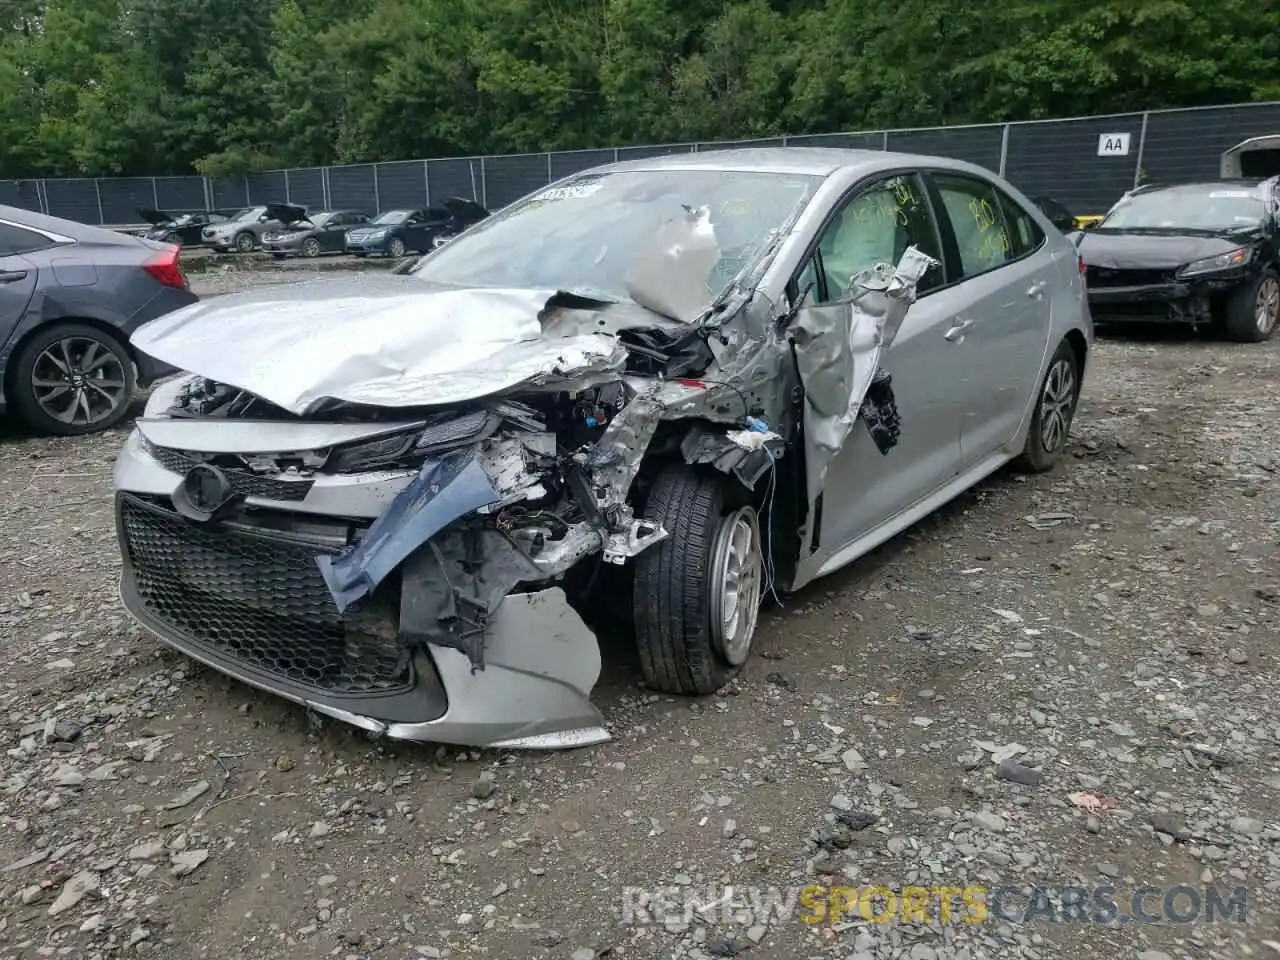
[325,409,502,474]
[1178,247,1250,277]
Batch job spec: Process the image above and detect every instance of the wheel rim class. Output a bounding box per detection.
[1255,277,1280,334]
[709,506,763,666]
[31,336,128,427]
[1039,357,1076,453]
[236,233,253,252]
[303,239,320,257]
[390,238,405,257]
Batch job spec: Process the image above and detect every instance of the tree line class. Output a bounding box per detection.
[1,0,1276,181]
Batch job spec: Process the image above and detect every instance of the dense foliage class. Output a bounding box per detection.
[1,0,1277,179]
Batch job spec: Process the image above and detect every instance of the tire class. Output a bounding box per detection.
[388,236,406,258]
[234,231,255,253]
[1014,338,1080,473]
[1222,268,1280,343]
[632,464,765,695]
[8,322,137,437]
[301,237,321,258]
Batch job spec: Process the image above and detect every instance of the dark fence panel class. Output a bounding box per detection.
[0,180,42,212]
[784,132,883,150]
[328,164,377,212]
[43,179,100,224]
[1141,103,1280,185]
[1004,114,1145,213]
[426,158,481,206]
[698,137,787,151]
[615,143,695,161]
[483,154,551,209]
[96,177,155,224]
[286,168,326,209]
[154,176,205,213]
[550,149,616,180]
[887,125,1004,171]
[246,171,287,205]
[374,161,427,211]
[211,179,249,210]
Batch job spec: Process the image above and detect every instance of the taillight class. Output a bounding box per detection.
[1078,255,1087,275]
[143,245,188,291]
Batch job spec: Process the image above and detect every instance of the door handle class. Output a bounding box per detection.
[944,318,974,342]
[1027,280,1046,298]
[0,270,28,283]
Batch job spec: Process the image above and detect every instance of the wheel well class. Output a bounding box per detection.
[3,316,137,403]
[1064,328,1088,383]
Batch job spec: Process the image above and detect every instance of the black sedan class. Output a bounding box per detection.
[1031,197,1074,232]
[139,208,233,246]
[1,205,197,435]
[344,198,490,258]
[261,208,373,258]
[1071,178,1280,342]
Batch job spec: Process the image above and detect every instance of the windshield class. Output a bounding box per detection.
[1102,186,1266,231]
[373,210,412,225]
[405,169,821,302]
[226,207,264,223]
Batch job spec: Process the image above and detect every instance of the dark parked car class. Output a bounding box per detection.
[0,205,197,435]
[345,199,490,258]
[139,209,233,247]
[1031,197,1074,232]
[261,208,373,258]
[1071,178,1280,342]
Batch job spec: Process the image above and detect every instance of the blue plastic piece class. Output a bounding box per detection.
[744,417,769,433]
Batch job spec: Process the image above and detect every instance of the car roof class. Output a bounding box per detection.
[0,203,137,244]
[586,146,997,179]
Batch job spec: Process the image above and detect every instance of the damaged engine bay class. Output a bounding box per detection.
[116,191,935,749]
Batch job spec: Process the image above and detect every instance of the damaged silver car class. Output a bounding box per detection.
[113,149,1093,749]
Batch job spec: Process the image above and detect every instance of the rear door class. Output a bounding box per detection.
[924,171,1054,469]
[321,213,348,251]
[0,221,45,346]
[790,172,964,559]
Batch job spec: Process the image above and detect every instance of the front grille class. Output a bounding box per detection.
[1087,266,1176,288]
[119,494,411,695]
[152,446,314,502]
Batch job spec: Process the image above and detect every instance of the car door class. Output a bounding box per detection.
[0,221,45,348]
[789,172,964,561]
[321,214,348,252]
[398,211,425,251]
[924,171,1054,470]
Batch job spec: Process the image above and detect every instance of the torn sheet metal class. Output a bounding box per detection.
[130,279,628,415]
[317,449,499,612]
[398,527,543,669]
[790,246,936,496]
[681,421,784,489]
[624,205,720,323]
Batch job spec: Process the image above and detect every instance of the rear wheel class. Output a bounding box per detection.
[632,465,764,695]
[9,323,136,436]
[1222,269,1280,343]
[1014,338,1080,473]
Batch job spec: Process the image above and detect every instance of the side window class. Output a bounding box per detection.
[931,173,1015,277]
[0,222,56,257]
[809,174,944,304]
[997,189,1046,257]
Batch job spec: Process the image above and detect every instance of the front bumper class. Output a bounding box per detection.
[111,434,610,750]
[261,237,305,255]
[1087,273,1246,324]
[345,237,390,255]
[205,235,239,251]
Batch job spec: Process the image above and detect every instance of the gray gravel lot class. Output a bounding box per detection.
[1,270,1279,959]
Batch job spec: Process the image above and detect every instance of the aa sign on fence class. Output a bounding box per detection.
[1097,133,1131,157]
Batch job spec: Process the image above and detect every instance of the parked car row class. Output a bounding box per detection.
[136,199,491,256]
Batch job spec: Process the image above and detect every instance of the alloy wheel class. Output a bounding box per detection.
[235,232,254,253]
[31,336,128,428]
[1255,276,1280,334]
[1039,358,1077,453]
[708,506,763,666]
[302,238,321,258]
[389,237,406,258]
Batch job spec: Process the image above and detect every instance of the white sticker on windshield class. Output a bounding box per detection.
[534,182,603,202]
[1210,190,1253,198]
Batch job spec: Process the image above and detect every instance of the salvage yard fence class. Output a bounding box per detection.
[4,101,1280,228]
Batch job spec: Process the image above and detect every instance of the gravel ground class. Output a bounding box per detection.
[1,285,1279,960]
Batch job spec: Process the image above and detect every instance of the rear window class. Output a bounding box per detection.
[0,222,57,257]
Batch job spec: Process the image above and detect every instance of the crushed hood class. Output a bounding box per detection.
[139,208,173,226]
[442,197,489,222]
[129,276,630,415]
[265,202,309,226]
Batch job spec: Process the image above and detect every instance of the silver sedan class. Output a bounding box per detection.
[113,148,1092,750]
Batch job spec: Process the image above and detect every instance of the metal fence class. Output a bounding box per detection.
[5,101,1280,226]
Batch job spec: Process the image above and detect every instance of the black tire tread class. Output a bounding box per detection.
[1222,268,1278,344]
[632,465,734,696]
[1013,338,1079,474]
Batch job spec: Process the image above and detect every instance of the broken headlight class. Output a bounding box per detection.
[324,409,503,474]
[1178,247,1250,277]
[324,430,420,473]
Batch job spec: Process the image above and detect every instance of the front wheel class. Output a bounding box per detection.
[1222,269,1280,343]
[301,237,321,258]
[234,231,255,253]
[9,323,137,436]
[1014,338,1080,473]
[388,237,406,258]
[632,465,765,695]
